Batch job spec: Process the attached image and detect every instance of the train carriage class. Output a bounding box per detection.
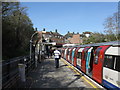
[102,45,120,88]
[92,45,110,84]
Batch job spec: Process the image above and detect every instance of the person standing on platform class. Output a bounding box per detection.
[54,48,61,68]
[49,47,53,58]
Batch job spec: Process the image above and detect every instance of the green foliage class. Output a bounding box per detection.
[2,2,35,60]
[82,32,106,44]
[104,34,118,42]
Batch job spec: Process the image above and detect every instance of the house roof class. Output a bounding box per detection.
[64,33,73,39]
[40,31,63,36]
[51,32,63,36]
[83,31,92,34]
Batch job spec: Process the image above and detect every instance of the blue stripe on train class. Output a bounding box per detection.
[102,80,119,89]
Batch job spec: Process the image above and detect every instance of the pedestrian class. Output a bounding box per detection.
[49,47,53,58]
[54,48,61,68]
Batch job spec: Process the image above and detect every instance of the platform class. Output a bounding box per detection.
[25,57,105,89]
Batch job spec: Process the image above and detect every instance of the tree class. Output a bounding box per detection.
[82,32,106,44]
[2,2,35,60]
[103,12,120,41]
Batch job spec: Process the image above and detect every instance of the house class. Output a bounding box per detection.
[83,31,92,37]
[64,31,83,44]
[64,31,74,43]
[50,29,64,44]
[68,34,83,44]
[38,29,65,47]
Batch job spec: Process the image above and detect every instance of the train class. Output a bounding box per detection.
[61,41,120,89]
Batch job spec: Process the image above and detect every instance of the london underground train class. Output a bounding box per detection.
[61,41,120,89]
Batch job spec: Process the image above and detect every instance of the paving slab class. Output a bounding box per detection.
[26,58,95,89]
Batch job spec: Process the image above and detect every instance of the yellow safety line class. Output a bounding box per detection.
[61,58,99,89]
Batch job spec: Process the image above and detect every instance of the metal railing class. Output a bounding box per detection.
[2,53,35,88]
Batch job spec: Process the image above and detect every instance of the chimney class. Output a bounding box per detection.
[43,28,45,31]
[50,31,52,34]
[55,29,57,33]
[73,32,74,34]
[68,31,70,33]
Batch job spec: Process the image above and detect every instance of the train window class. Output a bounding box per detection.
[94,47,102,64]
[115,56,120,72]
[104,55,114,70]
[77,52,82,59]
[104,55,120,72]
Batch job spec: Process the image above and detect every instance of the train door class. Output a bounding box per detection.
[92,45,110,84]
[77,48,84,69]
[103,46,120,88]
[81,47,91,73]
[86,47,93,75]
[73,47,80,67]
[68,48,71,63]
[71,48,76,65]
[86,46,98,77]
[66,48,69,61]
[64,48,68,59]
[70,48,74,64]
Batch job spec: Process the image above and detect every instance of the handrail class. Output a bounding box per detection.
[2,53,35,88]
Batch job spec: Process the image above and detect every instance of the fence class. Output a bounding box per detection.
[2,53,35,88]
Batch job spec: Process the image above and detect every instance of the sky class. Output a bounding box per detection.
[21,2,118,35]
